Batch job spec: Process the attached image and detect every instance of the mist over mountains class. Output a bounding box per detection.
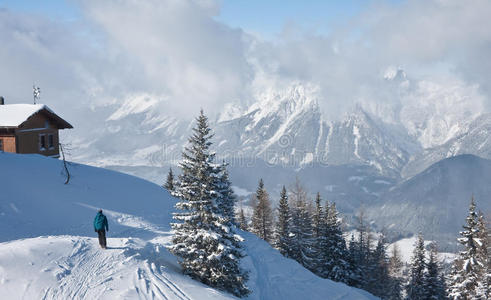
[71,70,485,175]
[67,73,491,247]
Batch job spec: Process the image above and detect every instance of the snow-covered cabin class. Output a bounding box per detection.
[0,100,73,158]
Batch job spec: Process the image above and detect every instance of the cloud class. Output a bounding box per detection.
[364,0,491,63]
[79,0,253,116]
[0,9,101,132]
[362,0,491,103]
[1,0,490,129]
[245,0,491,119]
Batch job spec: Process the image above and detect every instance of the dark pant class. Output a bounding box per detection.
[97,229,107,248]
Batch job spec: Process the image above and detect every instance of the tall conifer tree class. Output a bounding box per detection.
[275,186,291,256]
[449,197,488,299]
[312,192,323,239]
[310,192,325,275]
[237,206,248,231]
[323,202,350,283]
[251,179,274,243]
[366,235,391,299]
[349,209,372,289]
[476,213,490,299]
[164,167,175,193]
[288,179,315,270]
[423,243,447,300]
[215,161,236,224]
[347,233,363,287]
[406,233,426,300]
[169,110,249,297]
[388,244,404,300]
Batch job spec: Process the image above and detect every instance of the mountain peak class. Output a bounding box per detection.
[249,82,320,117]
[383,66,407,81]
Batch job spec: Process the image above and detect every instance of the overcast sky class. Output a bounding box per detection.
[0,0,490,125]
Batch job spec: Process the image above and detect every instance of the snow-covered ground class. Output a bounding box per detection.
[0,153,376,299]
[0,236,224,299]
[389,237,456,265]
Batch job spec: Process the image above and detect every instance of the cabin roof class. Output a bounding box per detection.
[0,104,73,129]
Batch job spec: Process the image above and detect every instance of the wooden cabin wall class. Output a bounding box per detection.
[15,113,60,157]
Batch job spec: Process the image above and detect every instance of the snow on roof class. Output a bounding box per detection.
[0,104,53,127]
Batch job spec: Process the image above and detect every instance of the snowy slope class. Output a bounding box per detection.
[0,153,376,300]
[0,236,222,300]
[0,152,173,241]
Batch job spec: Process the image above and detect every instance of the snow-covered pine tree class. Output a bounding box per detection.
[350,209,373,289]
[366,235,391,299]
[476,213,490,299]
[163,167,175,193]
[312,192,323,239]
[275,186,291,257]
[169,110,249,297]
[251,178,274,243]
[448,259,463,299]
[215,161,236,224]
[288,178,315,269]
[237,205,248,231]
[406,233,426,300]
[448,197,487,300]
[310,192,325,275]
[388,243,404,300]
[347,233,363,287]
[322,201,351,284]
[357,210,372,267]
[423,242,447,300]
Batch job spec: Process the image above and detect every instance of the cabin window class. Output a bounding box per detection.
[39,134,46,151]
[0,139,3,151]
[48,134,54,149]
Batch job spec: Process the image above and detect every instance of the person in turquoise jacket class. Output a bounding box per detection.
[93,209,109,249]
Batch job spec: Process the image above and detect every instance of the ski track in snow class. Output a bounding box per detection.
[3,236,196,300]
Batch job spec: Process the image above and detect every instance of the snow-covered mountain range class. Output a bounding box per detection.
[66,71,491,245]
[71,71,487,178]
[213,85,414,179]
[402,113,491,178]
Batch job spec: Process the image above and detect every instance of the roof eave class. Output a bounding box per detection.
[17,108,74,130]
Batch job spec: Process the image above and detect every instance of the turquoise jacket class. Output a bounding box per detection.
[94,211,109,231]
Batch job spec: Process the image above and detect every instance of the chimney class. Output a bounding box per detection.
[0,96,4,105]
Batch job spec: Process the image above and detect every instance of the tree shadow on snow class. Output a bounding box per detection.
[123,242,181,273]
